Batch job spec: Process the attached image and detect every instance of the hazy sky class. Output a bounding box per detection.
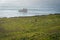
[0,0,60,8]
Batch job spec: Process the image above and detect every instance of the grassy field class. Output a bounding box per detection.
[0,14,60,40]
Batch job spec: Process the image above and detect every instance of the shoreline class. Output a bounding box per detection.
[0,13,60,18]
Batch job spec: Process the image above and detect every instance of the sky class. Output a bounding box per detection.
[0,0,60,8]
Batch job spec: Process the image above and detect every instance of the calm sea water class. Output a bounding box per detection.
[0,8,60,18]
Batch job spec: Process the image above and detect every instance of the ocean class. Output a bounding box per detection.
[0,7,60,18]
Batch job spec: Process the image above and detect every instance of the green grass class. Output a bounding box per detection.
[0,14,60,40]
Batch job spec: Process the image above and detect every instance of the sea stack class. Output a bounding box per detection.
[19,8,28,13]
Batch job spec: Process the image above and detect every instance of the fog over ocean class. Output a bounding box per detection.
[0,0,60,17]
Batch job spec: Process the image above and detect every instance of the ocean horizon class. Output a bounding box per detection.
[0,7,60,18]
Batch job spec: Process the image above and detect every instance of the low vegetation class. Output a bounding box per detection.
[0,14,60,40]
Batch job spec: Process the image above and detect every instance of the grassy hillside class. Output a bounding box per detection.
[0,14,60,40]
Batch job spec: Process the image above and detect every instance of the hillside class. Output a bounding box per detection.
[0,14,60,40]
